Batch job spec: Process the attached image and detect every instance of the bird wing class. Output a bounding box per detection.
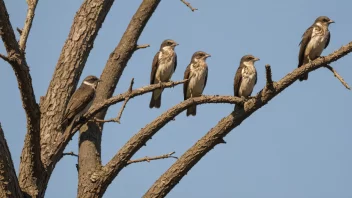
[62,86,95,121]
[174,52,177,72]
[203,65,208,92]
[298,26,313,67]
[183,64,191,100]
[233,65,243,97]
[150,51,160,85]
[325,31,331,49]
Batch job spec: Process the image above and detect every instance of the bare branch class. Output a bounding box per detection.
[93,78,135,124]
[0,53,9,62]
[144,41,352,198]
[18,0,38,51]
[91,95,243,187]
[62,152,79,158]
[135,44,150,50]
[180,0,198,11]
[127,152,178,165]
[39,0,116,170]
[324,65,350,90]
[0,1,42,196]
[72,80,187,133]
[0,123,23,198]
[16,27,22,35]
[265,64,274,88]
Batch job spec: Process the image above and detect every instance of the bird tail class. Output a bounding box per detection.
[186,104,197,116]
[299,73,308,81]
[149,89,162,108]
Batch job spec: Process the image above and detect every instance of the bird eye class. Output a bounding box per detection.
[167,41,172,45]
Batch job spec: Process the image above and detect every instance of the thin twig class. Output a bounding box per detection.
[16,27,22,35]
[325,65,351,90]
[180,0,197,11]
[93,78,135,124]
[135,44,150,50]
[127,152,178,165]
[19,0,38,51]
[62,152,78,158]
[0,53,9,62]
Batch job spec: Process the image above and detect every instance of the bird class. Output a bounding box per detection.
[298,16,334,81]
[233,55,259,110]
[59,75,100,130]
[183,51,211,116]
[149,39,178,108]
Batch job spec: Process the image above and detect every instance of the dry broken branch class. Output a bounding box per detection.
[324,65,350,90]
[136,44,150,50]
[0,53,9,62]
[127,152,178,165]
[180,0,197,11]
[18,0,38,51]
[265,64,274,88]
[144,41,352,198]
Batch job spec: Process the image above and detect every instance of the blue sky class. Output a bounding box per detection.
[1,0,352,197]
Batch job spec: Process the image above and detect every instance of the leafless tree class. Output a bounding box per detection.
[0,0,351,197]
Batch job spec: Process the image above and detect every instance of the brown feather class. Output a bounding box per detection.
[233,65,244,97]
[183,65,191,100]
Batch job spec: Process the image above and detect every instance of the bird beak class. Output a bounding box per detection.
[205,54,211,58]
[254,57,260,61]
[328,20,335,24]
[172,43,179,47]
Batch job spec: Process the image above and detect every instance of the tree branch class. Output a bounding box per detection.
[18,0,39,51]
[76,1,162,196]
[0,1,42,196]
[127,152,178,165]
[59,80,187,147]
[0,123,23,198]
[324,65,350,90]
[265,64,274,88]
[0,53,9,62]
[94,78,134,124]
[180,0,197,11]
[93,95,243,187]
[39,0,115,169]
[144,41,352,198]
[135,44,150,50]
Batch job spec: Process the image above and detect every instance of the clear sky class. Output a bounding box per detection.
[1,0,352,197]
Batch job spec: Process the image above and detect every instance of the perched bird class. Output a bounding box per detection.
[298,16,334,81]
[149,39,178,108]
[59,75,100,129]
[183,51,211,116]
[233,55,259,100]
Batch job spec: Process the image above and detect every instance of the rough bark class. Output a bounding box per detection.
[0,0,42,196]
[39,0,115,170]
[76,1,161,197]
[144,41,352,198]
[0,124,23,198]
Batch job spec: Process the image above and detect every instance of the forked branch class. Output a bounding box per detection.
[94,78,135,124]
